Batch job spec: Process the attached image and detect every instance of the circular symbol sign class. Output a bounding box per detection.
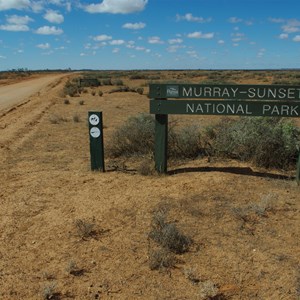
[90,127,101,138]
[89,114,100,126]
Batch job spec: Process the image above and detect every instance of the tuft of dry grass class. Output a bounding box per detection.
[74,219,95,239]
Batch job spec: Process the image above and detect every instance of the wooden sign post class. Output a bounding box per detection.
[149,83,300,181]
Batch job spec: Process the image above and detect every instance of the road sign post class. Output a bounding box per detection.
[149,83,300,178]
[88,111,105,172]
[297,150,300,185]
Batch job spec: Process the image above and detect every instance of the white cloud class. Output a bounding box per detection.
[269,18,285,23]
[186,50,199,58]
[122,22,145,30]
[282,25,300,33]
[84,0,148,14]
[109,39,125,45]
[187,31,214,39]
[44,10,64,24]
[168,38,183,44]
[93,34,112,41]
[231,32,245,42]
[112,48,119,53]
[293,35,300,42]
[257,48,266,58]
[228,17,242,23]
[135,46,145,51]
[6,15,33,25]
[0,14,33,31]
[148,36,164,44]
[0,54,6,59]
[49,0,71,11]
[279,33,288,39]
[218,40,225,44]
[35,26,63,35]
[167,44,185,53]
[0,0,30,11]
[0,24,29,31]
[37,42,50,49]
[176,13,211,23]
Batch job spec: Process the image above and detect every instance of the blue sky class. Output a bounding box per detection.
[0,0,300,70]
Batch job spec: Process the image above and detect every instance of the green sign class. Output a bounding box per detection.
[150,100,300,117]
[149,83,300,181]
[149,83,300,101]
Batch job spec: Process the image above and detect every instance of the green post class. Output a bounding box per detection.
[155,111,168,174]
[88,111,105,172]
[297,150,300,185]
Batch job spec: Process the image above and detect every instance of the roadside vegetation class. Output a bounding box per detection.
[108,113,300,170]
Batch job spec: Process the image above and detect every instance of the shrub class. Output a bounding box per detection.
[138,159,154,176]
[108,113,155,157]
[206,117,300,169]
[101,78,112,85]
[136,87,144,95]
[149,210,191,254]
[113,79,124,86]
[75,219,95,239]
[64,99,70,105]
[63,80,79,97]
[79,100,84,105]
[109,114,203,159]
[73,114,80,123]
[129,73,147,80]
[98,90,103,97]
[169,125,203,159]
[148,248,176,270]
[49,114,68,124]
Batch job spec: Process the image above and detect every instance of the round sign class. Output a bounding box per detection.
[90,127,101,138]
[89,114,100,126]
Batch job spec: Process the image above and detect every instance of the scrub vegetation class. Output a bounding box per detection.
[108,113,300,170]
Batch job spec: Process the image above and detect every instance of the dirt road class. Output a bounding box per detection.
[0,74,67,112]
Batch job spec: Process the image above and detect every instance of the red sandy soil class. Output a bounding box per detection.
[0,71,299,300]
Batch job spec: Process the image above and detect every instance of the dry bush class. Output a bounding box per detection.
[72,114,80,123]
[138,158,155,176]
[49,114,68,124]
[42,282,59,300]
[108,114,155,157]
[109,114,204,159]
[63,80,80,97]
[205,117,300,169]
[149,209,191,254]
[169,124,203,159]
[75,219,95,239]
[148,248,176,270]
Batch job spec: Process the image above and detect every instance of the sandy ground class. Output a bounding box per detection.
[0,72,299,300]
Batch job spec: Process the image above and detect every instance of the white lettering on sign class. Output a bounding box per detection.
[262,104,299,116]
[182,86,300,100]
[186,103,299,116]
[186,103,252,115]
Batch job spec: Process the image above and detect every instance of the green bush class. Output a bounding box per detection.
[169,125,203,159]
[108,114,204,159]
[108,114,155,157]
[206,117,300,169]
[63,80,80,97]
